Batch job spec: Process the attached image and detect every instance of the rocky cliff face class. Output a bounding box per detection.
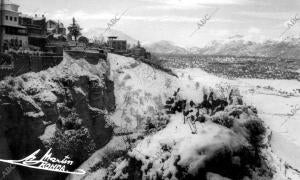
[0,53,115,179]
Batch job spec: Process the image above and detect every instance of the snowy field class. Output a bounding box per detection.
[175,68,300,170]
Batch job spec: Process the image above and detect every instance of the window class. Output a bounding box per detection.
[5,16,8,20]
[3,40,9,50]
[5,27,27,35]
[14,17,17,21]
[19,40,22,46]
[10,16,12,21]
[18,29,27,35]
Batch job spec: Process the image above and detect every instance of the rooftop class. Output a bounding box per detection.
[47,20,65,28]
[19,14,45,21]
[0,0,20,12]
[2,0,13,5]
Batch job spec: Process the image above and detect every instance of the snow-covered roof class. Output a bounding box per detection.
[19,13,45,20]
[33,16,45,21]
[19,14,32,18]
[53,34,66,39]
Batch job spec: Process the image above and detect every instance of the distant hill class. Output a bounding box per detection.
[192,36,300,59]
[83,27,138,45]
[144,40,189,54]
[146,36,300,59]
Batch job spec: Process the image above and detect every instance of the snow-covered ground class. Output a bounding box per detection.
[176,68,300,170]
[175,68,300,176]
[69,54,300,180]
[238,79,300,170]
[107,54,205,131]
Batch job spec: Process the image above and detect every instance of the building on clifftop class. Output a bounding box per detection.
[107,36,127,54]
[19,14,47,50]
[0,0,28,52]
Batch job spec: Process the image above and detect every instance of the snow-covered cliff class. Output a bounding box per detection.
[0,53,115,179]
[67,54,300,180]
[0,53,299,180]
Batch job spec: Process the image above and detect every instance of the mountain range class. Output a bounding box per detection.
[84,28,300,59]
[145,36,300,59]
[143,40,188,55]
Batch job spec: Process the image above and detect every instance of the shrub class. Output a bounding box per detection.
[7,76,15,87]
[145,118,156,131]
[90,148,128,172]
[248,106,258,114]
[144,112,170,134]
[47,127,96,169]
[211,113,234,128]
[122,157,143,180]
[244,119,266,148]
[58,112,82,130]
[161,144,172,152]
[1,76,25,92]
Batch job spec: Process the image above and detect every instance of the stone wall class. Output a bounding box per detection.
[0,54,63,80]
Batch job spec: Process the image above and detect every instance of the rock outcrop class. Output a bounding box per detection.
[0,53,115,179]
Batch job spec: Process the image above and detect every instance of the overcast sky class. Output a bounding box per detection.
[14,0,300,47]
